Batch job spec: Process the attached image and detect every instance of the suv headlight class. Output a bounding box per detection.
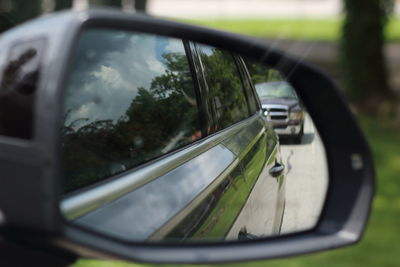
[289,111,302,120]
[263,109,270,120]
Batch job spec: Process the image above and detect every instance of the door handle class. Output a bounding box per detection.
[269,162,285,178]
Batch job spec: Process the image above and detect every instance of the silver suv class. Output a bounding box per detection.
[255,81,305,143]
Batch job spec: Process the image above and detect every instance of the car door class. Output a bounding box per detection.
[231,55,286,237]
[191,43,286,238]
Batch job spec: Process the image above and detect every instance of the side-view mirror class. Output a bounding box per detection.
[0,9,374,266]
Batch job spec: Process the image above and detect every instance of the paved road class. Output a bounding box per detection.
[279,114,328,234]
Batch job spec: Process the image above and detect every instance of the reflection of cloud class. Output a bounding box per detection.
[145,56,165,74]
[165,40,186,53]
[73,102,95,122]
[64,30,186,129]
[198,44,215,56]
[93,65,123,86]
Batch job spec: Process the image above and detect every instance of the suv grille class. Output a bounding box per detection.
[271,115,287,120]
[270,108,286,113]
[264,106,288,121]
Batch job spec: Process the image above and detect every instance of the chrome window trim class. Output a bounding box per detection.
[61,112,263,220]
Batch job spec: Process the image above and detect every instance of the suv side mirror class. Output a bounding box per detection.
[0,9,374,265]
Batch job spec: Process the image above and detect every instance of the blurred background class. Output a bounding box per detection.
[1,0,399,266]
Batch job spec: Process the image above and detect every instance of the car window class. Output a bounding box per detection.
[61,30,201,192]
[196,44,250,131]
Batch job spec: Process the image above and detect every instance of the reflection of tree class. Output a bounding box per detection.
[62,119,126,191]
[244,59,283,85]
[62,51,200,192]
[198,48,248,131]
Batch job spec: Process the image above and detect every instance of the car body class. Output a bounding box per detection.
[255,81,305,143]
[60,33,286,242]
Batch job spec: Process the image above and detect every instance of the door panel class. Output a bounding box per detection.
[166,161,248,241]
[226,117,282,239]
[73,144,236,241]
[167,116,275,241]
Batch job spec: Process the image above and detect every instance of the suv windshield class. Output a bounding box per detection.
[255,81,297,100]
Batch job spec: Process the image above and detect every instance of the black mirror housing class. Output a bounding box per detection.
[0,8,374,265]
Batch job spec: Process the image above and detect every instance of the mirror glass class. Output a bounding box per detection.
[60,28,328,243]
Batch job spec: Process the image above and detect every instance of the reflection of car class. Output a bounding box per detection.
[61,34,287,242]
[255,81,305,143]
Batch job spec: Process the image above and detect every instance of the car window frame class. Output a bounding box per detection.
[182,40,209,138]
[192,42,254,132]
[235,55,262,112]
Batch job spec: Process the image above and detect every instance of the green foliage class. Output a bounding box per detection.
[135,0,147,12]
[54,0,73,11]
[0,0,41,33]
[380,0,395,22]
[244,58,283,85]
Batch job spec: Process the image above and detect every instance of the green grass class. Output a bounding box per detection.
[178,18,400,42]
[74,115,400,267]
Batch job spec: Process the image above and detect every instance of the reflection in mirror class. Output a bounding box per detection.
[244,59,328,234]
[60,28,328,243]
[0,39,45,139]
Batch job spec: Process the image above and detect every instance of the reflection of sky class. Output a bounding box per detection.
[155,38,169,62]
[64,30,186,129]
[198,44,216,56]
